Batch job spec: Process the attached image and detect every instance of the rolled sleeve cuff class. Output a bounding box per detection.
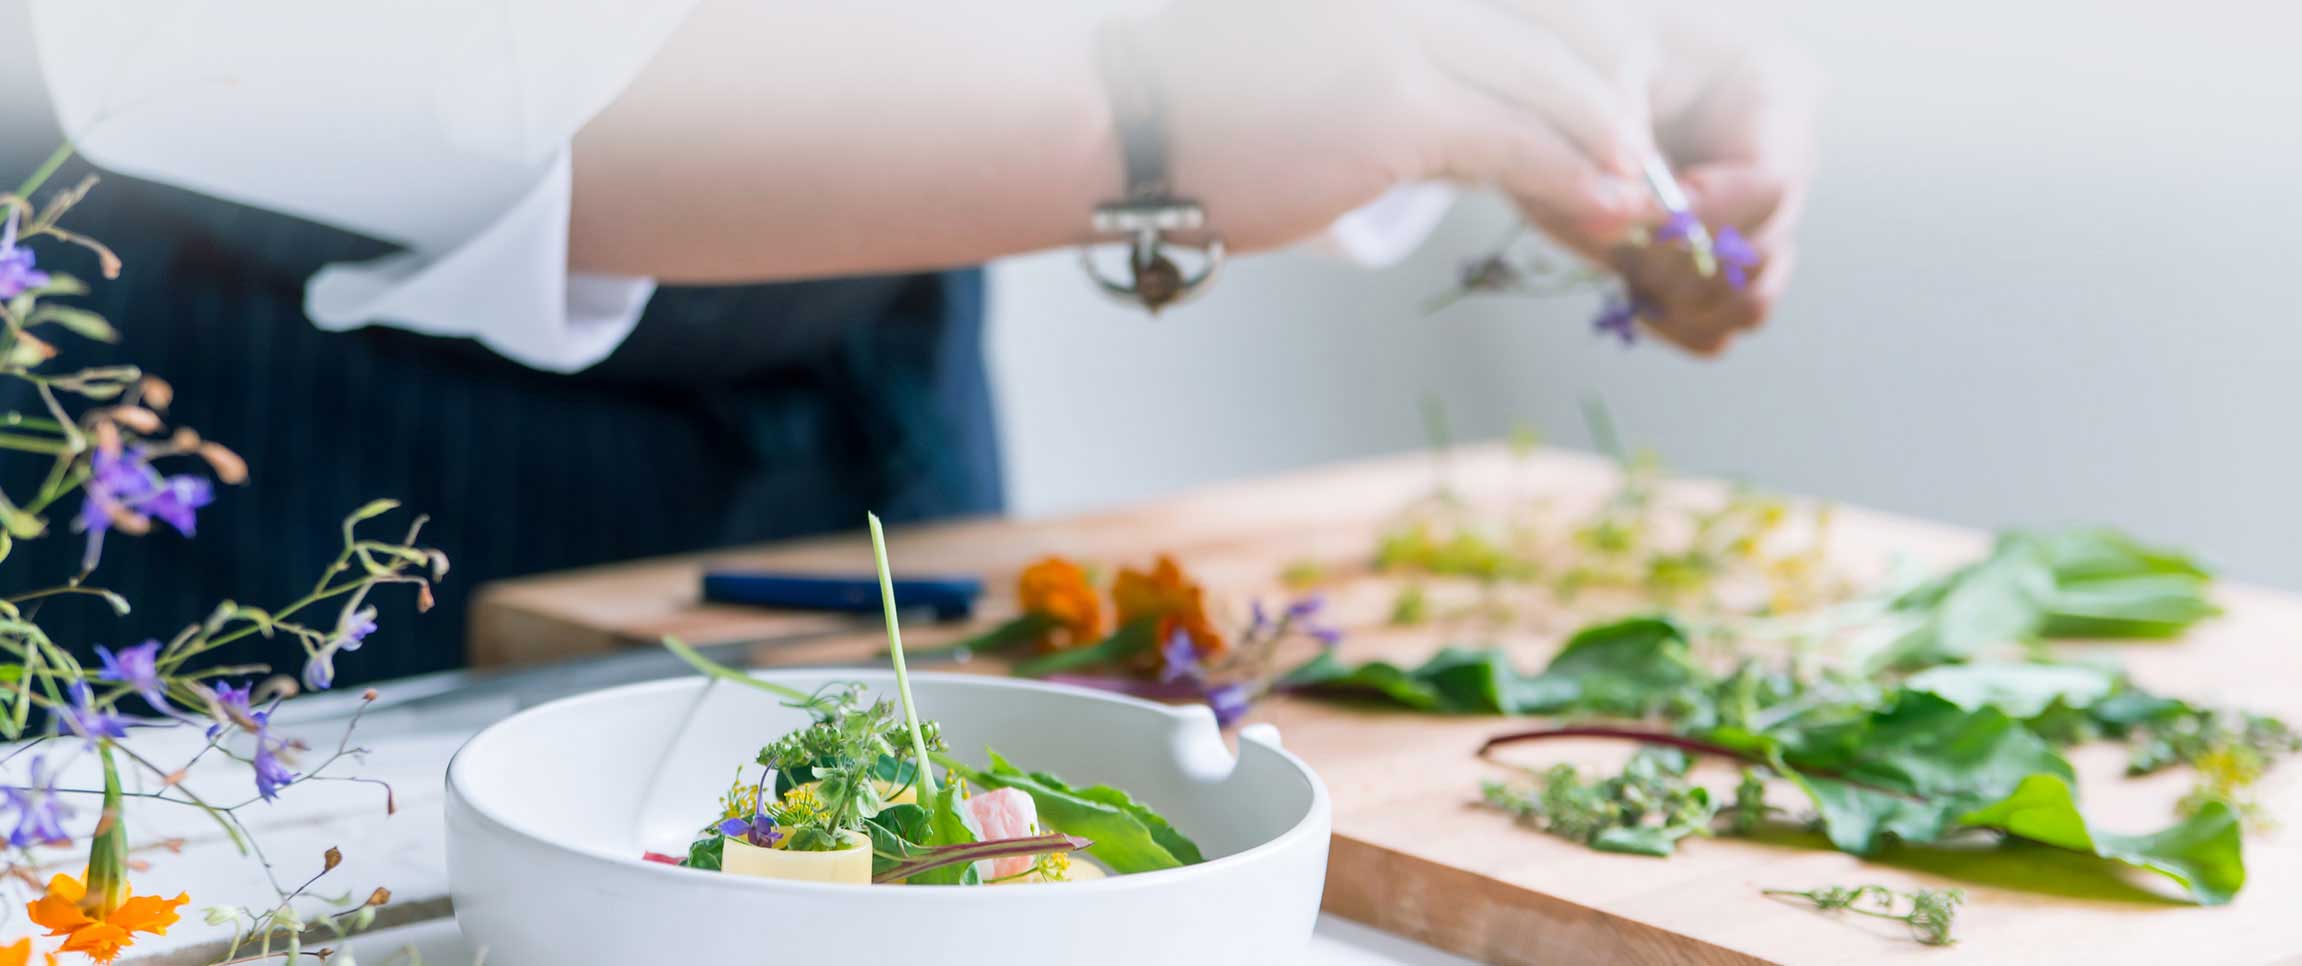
[304,152,653,373]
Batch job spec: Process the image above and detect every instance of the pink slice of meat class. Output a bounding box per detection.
[966,787,1042,880]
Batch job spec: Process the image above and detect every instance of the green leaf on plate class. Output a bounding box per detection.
[936,749,1197,874]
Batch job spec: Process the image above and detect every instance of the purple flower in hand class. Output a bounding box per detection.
[1652,210,1701,244]
[1203,683,1252,728]
[95,639,167,706]
[58,683,127,746]
[1593,295,1644,346]
[1713,226,1759,290]
[0,208,51,299]
[1157,627,1201,685]
[1,755,74,847]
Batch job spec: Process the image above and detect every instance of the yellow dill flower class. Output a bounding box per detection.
[1036,848,1072,883]
[718,774,759,822]
[775,786,827,826]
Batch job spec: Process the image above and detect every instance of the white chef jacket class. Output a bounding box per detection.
[25,0,1449,373]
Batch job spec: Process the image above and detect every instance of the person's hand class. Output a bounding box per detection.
[1134,0,1660,253]
[1519,3,1822,355]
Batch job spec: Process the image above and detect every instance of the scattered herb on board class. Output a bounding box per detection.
[1764,885,1965,946]
[1249,400,2286,945]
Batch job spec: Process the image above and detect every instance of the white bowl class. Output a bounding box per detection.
[446,670,1331,965]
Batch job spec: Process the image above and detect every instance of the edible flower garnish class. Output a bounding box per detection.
[1113,554,1226,672]
[661,515,1205,886]
[25,873,188,964]
[1017,556,1103,651]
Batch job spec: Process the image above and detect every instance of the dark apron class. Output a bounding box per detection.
[0,133,1004,685]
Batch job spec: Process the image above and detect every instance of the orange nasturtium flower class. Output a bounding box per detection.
[1,936,38,966]
[1016,556,1103,651]
[25,873,187,964]
[1111,555,1227,672]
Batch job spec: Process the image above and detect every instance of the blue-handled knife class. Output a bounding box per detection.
[700,571,982,621]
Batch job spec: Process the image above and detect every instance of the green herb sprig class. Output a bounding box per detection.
[1764,884,1964,946]
[1478,748,1718,857]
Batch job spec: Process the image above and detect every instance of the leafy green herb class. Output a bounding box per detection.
[1763,884,1964,946]
[1010,618,1156,678]
[1873,529,2218,671]
[1478,748,1718,857]
[1389,583,1429,626]
[1280,558,1331,590]
[1279,616,1696,716]
[1901,661,2117,721]
[935,749,1202,873]
[1959,774,2244,905]
[2120,701,2300,777]
[681,832,725,871]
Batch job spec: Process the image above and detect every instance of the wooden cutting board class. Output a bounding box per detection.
[469,445,2302,965]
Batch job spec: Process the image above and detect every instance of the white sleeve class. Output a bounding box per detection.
[26,0,699,373]
[1312,182,1459,268]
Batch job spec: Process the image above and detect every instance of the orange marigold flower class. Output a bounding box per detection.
[1111,555,1226,671]
[25,874,186,965]
[1017,556,1103,652]
[1,937,32,966]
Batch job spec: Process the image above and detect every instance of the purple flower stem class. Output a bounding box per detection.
[871,832,1093,884]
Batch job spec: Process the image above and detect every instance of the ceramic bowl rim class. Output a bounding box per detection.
[447,669,1331,899]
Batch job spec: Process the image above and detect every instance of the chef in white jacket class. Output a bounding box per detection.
[0,0,1815,682]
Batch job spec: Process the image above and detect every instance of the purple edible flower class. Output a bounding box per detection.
[0,208,51,299]
[718,814,782,848]
[58,683,127,746]
[94,639,167,706]
[1245,599,1271,639]
[142,476,214,535]
[206,681,295,800]
[303,606,379,691]
[207,680,254,737]
[78,446,215,570]
[251,725,296,801]
[1713,226,1759,290]
[1,755,74,847]
[1157,627,1201,685]
[1593,294,1644,346]
[1204,683,1252,728]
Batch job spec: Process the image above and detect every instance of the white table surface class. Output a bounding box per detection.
[49,664,1475,966]
[317,911,1473,965]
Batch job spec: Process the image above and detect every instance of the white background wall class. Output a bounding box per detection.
[987,1,2302,589]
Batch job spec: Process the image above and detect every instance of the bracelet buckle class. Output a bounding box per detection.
[1081,199,1224,313]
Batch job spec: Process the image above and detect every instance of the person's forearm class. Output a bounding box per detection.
[570,0,1122,282]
